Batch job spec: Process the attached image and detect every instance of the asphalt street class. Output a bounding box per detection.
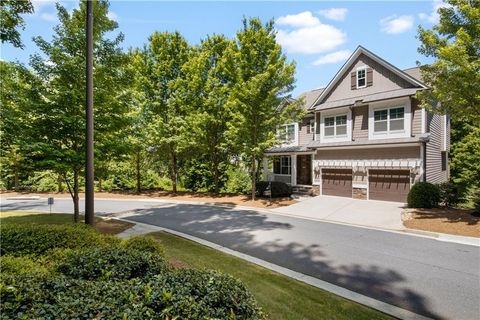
[2,197,479,320]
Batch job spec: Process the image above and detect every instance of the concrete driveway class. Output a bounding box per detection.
[273,195,405,230]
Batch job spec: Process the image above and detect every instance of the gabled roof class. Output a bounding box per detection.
[291,88,324,111]
[311,46,428,109]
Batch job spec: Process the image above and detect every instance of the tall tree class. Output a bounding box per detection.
[0,0,34,48]
[417,0,480,190]
[133,32,191,193]
[417,0,480,124]
[179,35,235,193]
[226,18,302,200]
[0,61,40,190]
[28,0,130,221]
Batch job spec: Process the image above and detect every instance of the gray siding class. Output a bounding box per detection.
[426,112,448,183]
[323,53,415,103]
[411,98,423,136]
[298,116,315,145]
[352,105,369,141]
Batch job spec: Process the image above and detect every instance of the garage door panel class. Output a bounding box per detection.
[322,169,352,197]
[369,170,410,202]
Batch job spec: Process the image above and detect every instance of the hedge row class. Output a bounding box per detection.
[0,223,265,319]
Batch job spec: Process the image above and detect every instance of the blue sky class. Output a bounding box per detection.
[1,0,443,96]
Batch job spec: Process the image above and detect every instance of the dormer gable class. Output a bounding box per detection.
[312,46,427,108]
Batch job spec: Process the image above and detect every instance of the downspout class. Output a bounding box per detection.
[422,141,427,182]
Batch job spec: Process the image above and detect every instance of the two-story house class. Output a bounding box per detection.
[263,46,449,203]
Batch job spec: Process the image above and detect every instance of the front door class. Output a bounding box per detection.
[296,155,312,185]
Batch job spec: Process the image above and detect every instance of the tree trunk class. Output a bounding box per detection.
[14,168,19,191]
[171,152,177,194]
[136,151,141,193]
[251,157,256,201]
[98,177,103,192]
[57,174,64,192]
[213,164,219,194]
[73,169,79,223]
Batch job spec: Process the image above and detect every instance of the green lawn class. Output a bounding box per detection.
[151,231,392,320]
[0,211,133,235]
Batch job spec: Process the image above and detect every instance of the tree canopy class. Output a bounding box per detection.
[417,0,480,124]
[0,0,34,48]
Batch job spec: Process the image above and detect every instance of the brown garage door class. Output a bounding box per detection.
[322,169,352,197]
[369,169,410,202]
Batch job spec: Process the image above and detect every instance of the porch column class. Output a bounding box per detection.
[291,155,297,186]
[263,157,268,181]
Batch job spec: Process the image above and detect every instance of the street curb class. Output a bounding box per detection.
[116,218,432,320]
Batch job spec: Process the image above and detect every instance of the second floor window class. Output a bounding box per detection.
[279,124,295,143]
[374,107,405,133]
[324,115,347,137]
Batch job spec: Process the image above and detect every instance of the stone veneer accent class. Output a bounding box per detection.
[310,185,320,196]
[352,187,367,200]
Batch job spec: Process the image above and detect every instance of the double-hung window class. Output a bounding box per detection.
[324,115,347,137]
[273,156,291,175]
[279,124,296,144]
[374,107,405,133]
[357,67,366,88]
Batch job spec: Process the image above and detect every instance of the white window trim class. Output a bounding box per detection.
[356,66,367,89]
[273,155,292,176]
[368,98,411,140]
[278,123,299,146]
[320,107,352,142]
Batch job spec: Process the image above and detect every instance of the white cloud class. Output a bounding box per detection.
[40,12,57,22]
[419,0,449,24]
[276,11,346,54]
[312,50,351,66]
[276,11,320,28]
[317,8,348,21]
[380,15,414,34]
[107,11,119,21]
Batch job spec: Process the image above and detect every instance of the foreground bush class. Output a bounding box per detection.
[0,220,264,319]
[256,181,292,198]
[408,182,441,208]
[0,271,265,319]
[122,235,166,257]
[0,223,120,256]
[55,247,168,280]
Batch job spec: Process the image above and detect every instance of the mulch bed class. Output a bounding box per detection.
[402,207,480,238]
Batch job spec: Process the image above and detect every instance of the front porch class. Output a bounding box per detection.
[263,153,315,188]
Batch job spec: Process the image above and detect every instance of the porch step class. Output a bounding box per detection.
[292,185,313,195]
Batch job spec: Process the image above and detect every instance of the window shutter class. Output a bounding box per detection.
[367,68,373,87]
[306,120,310,134]
[350,72,356,90]
[315,113,321,134]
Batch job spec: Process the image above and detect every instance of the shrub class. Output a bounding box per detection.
[470,188,480,215]
[437,182,462,207]
[407,182,441,208]
[122,235,165,257]
[223,166,251,194]
[0,256,50,278]
[0,271,265,319]
[0,223,120,256]
[256,181,292,198]
[55,247,168,280]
